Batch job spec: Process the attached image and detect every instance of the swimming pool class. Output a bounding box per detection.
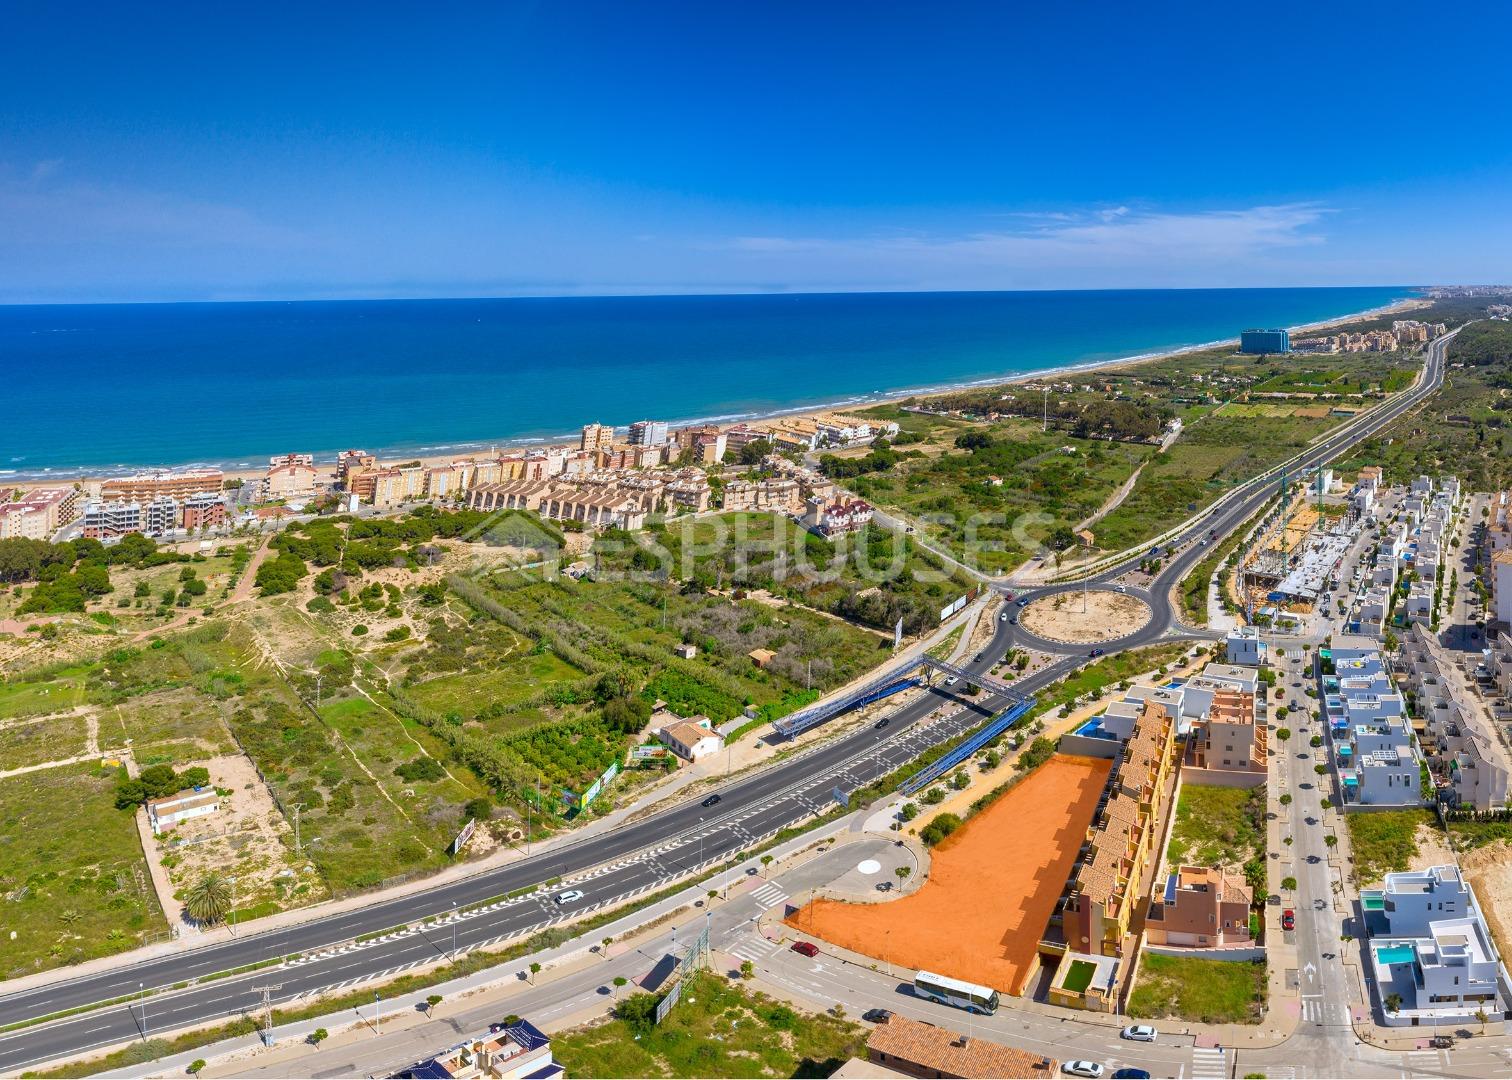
[1376,944,1416,966]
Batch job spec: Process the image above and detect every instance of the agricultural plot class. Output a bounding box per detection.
[0,667,90,721]
[0,763,168,980]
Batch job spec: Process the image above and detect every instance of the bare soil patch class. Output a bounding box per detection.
[788,753,1112,994]
[1019,590,1152,644]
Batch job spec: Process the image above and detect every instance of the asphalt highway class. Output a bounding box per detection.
[0,331,1453,1072]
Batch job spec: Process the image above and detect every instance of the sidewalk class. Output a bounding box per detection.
[86,812,864,1079]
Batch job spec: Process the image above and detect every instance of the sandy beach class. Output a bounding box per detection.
[8,294,1423,492]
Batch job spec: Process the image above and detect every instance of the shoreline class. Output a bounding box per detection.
[4,294,1423,489]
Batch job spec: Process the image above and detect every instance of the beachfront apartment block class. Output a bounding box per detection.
[82,494,230,540]
[0,486,81,536]
[1239,328,1290,354]
[579,422,614,454]
[1145,865,1254,949]
[0,503,50,540]
[97,468,224,502]
[1362,865,1505,1027]
[627,419,670,447]
[265,458,319,502]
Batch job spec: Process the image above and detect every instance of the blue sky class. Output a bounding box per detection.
[3,1,1510,302]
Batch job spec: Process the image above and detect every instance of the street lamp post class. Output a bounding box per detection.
[451,901,458,961]
[138,981,146,1039]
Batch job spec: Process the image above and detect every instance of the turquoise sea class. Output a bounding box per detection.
[0,286,1409,477]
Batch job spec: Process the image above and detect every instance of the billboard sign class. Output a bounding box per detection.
[450,817,476,856]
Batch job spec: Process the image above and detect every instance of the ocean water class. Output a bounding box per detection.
[0,287,1409,476]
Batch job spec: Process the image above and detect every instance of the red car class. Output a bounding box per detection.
[1282,909,1296,931]
[791,941,819,957]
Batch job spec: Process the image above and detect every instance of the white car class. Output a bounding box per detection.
[1061,1063,1105,1079]
[944,675,959,686]
[555,889,585,904]
[1114,584,1128,594]
[1120,1024,1158,1042]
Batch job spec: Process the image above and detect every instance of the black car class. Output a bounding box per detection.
[874,717,891,730]
[862,1008,893,1023]
[1112,1070,1151,1080]
[702,793,722,808]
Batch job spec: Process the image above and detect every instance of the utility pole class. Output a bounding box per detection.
[1042,387,1050,432]
[137,981,147,1040]
[252,983,282,1046]
[292,803,303,856]
[374,990,382,1035]
[229,876,238,937]
[451,901,459,962]
[314,673,323,711]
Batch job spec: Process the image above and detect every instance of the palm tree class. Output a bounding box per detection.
[184,872,232,926]
[1385,993,1402,1015]
[1476,1008,1489,1035]
[426,994,442,1016]
[529,961,541,984]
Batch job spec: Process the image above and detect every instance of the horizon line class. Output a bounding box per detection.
[0,281,1428,309]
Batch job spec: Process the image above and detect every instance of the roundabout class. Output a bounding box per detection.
[1017,587,1153,645]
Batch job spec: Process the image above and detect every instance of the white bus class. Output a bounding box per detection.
[912,970,999,1015]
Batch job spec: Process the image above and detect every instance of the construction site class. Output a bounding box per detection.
[1236,469,1360,623]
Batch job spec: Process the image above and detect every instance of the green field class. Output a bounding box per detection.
[1167,784,1266,869]
[0,763,168,980]
[553,971,864,1078]
[1128,953,1266,1025]
[0,712,90,771]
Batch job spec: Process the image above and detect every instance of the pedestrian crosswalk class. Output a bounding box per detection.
[1191,1046,1227,1079]
[1402,1049,1447,1074]
[751,881,789,910]
[728,934,781,964]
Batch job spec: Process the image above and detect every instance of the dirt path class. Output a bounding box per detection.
[1076,463,1145,533]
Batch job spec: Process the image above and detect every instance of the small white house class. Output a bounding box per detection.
[1225,627,1267,667]
[656,715,724,762]
[146,789,219,835]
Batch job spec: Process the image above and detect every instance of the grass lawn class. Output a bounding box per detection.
[552,971,864,1079]
[1127,953,1266,1025]
[1347,810,1437,885]
[1167,785,1266,868]
[0,669,89,720]
[0,763,168,979]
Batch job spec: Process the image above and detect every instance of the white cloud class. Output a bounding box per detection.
[722,203,1333,287]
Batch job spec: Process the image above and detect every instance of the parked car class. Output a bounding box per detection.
[1282,909,1296,931]
[862,1008,893,1023]
[790,941,819,957]
[555,889,585,904]
[1119,1024,1157,1042]
[1062,1063,1105,1079]
[1112,1071,1152,1080]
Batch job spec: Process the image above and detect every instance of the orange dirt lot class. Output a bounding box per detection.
[789,754,1111,994]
